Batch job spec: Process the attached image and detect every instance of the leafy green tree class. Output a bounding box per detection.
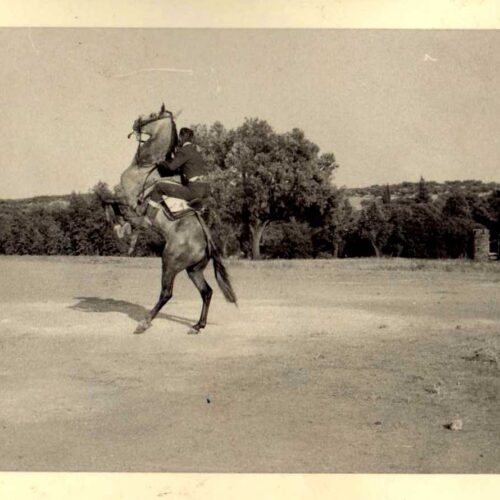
[2,212,34,255]
[190,118,340,259]
[384,203,412,257]
[439,191,477,258]
[382,184,391,205]
[203,167,243,257]
[441,190,476,219]
[312,192,354,258]
[487,190,500,234]
[191,122,234,171]
[402,202,446,258]
[55,192,120,255]
[486,190,500,256]
[416,176,431,203]
[356,201,392,257]
[221,119,338,259]
[463,194,495,232]
[38,215,71,255]
[261,219,314,259]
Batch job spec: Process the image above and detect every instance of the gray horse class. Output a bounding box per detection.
[107,104,237,335]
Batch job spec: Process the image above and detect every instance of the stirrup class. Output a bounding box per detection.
[188,198,204,211]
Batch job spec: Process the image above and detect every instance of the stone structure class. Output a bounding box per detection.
[472,225,490,261]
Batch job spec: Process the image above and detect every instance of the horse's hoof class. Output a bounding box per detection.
[134,320,150,334]
[187,326,200,335]
[113,224,125,239]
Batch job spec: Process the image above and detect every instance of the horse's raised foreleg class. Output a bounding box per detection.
[134,264,175,334]
[186,258,212,334]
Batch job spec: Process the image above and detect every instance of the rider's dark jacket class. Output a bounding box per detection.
[157,143,206,186]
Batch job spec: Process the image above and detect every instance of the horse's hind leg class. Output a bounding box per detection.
[135,266,176,334]
[186,258,212,334]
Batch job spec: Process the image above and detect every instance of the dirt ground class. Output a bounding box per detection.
[0,255,499,473]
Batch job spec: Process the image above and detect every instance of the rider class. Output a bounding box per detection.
[139,127,209,215]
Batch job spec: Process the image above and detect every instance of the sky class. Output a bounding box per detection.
[0,28,498,199]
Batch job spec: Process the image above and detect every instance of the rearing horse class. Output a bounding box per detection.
[113,104,237,335]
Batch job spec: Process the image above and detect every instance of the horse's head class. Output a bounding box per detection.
[129,103,178,166]
[121,104,178,208]
[131,104,169,138]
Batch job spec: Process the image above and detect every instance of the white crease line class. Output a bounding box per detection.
[110,67,194,78]
[27,27,40,55]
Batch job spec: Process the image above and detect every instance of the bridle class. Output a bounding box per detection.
[128,110,173,161]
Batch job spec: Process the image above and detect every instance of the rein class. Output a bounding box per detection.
[137,164,159,205]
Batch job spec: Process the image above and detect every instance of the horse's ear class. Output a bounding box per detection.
[160,103,165,113]
[174,109,183,119]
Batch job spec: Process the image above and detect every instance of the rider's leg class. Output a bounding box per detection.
[137,181,208,217]
[150,181,195,202]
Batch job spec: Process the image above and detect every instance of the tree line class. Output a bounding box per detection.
[0,118,499,259]
[345,179,499,259]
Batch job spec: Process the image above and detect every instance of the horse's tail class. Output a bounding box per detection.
[212,247,238,305]
[196,214,237,305]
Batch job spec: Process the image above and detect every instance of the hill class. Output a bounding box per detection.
[344,180,500,210]
[1,180,499,213]
[0,193,92,216]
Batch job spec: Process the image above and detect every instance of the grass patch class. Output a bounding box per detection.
[226,257,500,275]
[1,255,499,276]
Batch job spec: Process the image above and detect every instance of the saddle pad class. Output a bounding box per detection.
[162,195,190,213]
[147,198,195,221]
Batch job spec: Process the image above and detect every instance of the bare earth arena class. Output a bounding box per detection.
[0,255,499,473]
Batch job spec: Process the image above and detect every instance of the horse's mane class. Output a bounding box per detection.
[169,119,179,156]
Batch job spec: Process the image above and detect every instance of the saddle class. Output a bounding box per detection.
[147,196,204,221]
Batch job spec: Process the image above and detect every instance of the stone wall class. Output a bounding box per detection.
[473,227,490,261]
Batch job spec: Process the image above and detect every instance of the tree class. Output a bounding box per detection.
[402,202,446,258]
[356,201,392,257]
[191,122,234,171]
[465,193,495,230]
[221,119,338,259]
[261,219,314,259]
[191,118,340,259]
[440,191,477,258]
[203,166,243,257]
[487,190,500,235]
[312,191,354,258]
[416,176,431,203]
[382,184,391,205]
[442,191,471,219]
[385,203,412,257]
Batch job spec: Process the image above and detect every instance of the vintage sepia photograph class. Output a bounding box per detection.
[0,19,499,488]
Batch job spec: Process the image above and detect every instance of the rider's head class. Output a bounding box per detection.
[179,127,194,145]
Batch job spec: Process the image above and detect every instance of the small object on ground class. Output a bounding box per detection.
[424,382,442,395]
[444,419,463,431]
[374,420,382,426]
[206,398,211,404]
[463,347,498,365]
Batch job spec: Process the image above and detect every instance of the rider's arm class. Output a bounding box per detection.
[157,164,179,177]
[157,149,188,175]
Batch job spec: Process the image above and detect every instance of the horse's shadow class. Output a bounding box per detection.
[69,297,194,328]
